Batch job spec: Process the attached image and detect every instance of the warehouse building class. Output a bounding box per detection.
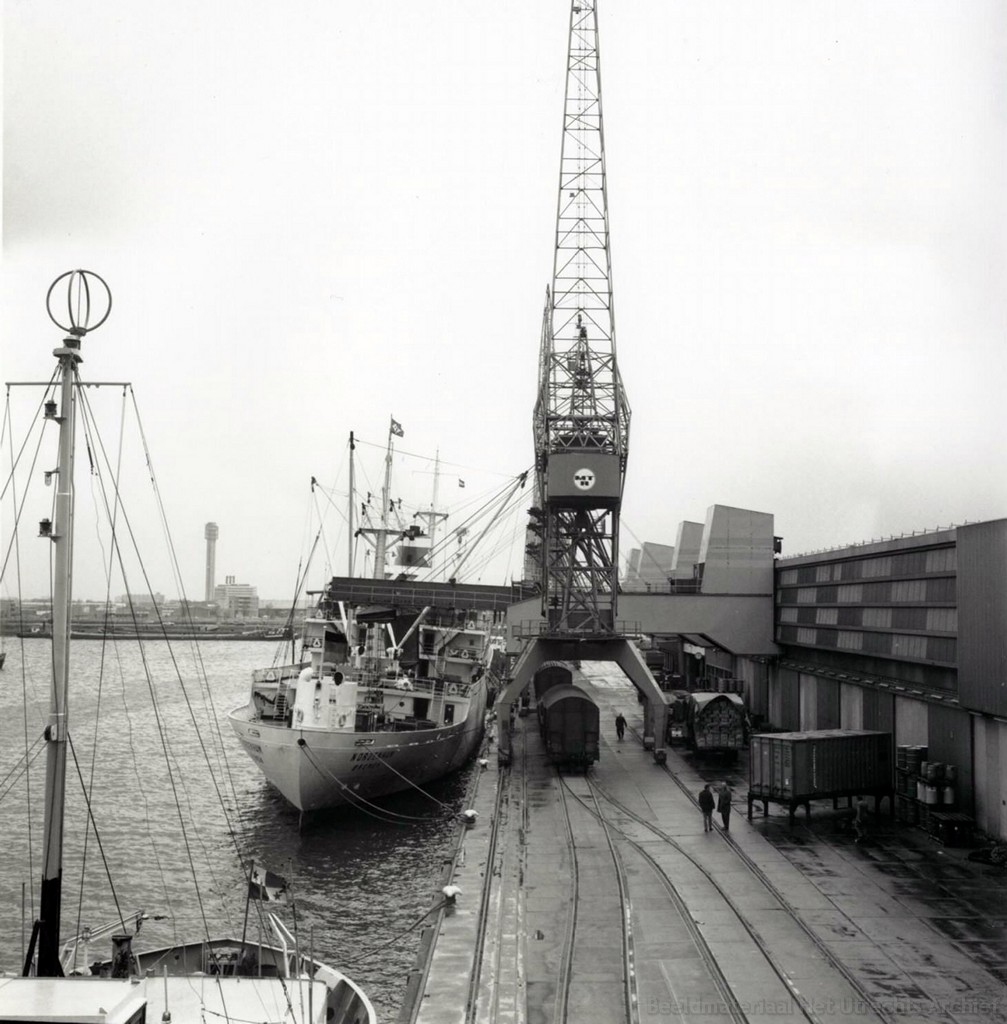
[734,517,1007,841]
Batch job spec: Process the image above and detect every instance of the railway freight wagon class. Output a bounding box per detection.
[686,691,746,757]
[748,729,893,823]
[538,684,600,770]
[533,664,575,701]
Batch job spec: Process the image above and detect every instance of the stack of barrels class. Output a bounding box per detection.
[895,744,959,829]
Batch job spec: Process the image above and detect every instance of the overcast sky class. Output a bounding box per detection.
[3,1,1005,602]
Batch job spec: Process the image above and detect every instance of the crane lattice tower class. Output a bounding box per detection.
[532,0,630,636]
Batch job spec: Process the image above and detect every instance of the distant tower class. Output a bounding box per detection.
[204,522,219,602]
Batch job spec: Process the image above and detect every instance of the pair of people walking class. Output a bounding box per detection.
[699,783,732,832]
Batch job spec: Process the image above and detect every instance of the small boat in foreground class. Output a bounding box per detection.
[1,271,375,1024]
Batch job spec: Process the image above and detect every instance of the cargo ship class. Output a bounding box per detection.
[228,421,492,815]
[229,595,490,813]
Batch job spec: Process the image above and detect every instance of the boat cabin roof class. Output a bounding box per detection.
[0,975,331,1024]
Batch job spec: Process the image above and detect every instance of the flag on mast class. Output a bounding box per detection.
[248,862,288,902]
[458,479,466,488]
[390,418,404,438]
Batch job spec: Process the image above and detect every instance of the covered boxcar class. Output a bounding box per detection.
[687,691,746,758]
[532,663,575,702]
[538,684,599,770]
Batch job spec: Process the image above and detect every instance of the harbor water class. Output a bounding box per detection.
[0,639,473,1020]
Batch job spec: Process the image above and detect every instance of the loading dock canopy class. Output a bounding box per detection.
[673,633,724,651]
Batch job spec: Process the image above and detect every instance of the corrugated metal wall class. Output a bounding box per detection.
[927,703,973,815]
[895,695,928,746]
[736,658,768,718]
[840,683,864,729]
[775,668,799,731]
[958,520,1007,717]
[973,719,1007,841]
[816,677,840,728]
[863,689,894,734]
[799,674,817,731]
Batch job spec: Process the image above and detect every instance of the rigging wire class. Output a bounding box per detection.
[370,724,485,811]
[296,739,452,825]
[0,742,44,806]
[337,897,450,966]
[64,735,128,971]
[70,382,238,944]
[1,387,53,924]
[72,382,130,958]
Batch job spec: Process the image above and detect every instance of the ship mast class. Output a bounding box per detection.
[32,270,111,978]
[347,431,356,577]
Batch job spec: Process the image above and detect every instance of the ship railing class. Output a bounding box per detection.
[252,663,303,685]
[368,677,471,699]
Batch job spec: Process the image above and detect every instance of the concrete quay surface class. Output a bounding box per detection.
[404,663,1007,1024]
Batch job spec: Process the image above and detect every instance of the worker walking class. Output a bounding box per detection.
[698,784,715,832]
[854,797,869,844]
[615,713,627,741]
[717,783,733,832]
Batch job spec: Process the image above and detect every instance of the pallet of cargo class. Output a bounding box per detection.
[746,729,894,825]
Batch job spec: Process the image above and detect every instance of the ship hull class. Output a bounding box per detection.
[228,680,487,812]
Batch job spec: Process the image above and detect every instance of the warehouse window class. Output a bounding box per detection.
[927,636,957,662]
[816,607,838,625]
[838,607,861,626]
[861,557,892,578]
[837,584,863,603]
[862,607,892,629]
[837,631,863,650]
[891,634,926,659]
[779,607,799,623]
[797,588,817,604]
[927,577,956,602]
[797,628,817,644]
[815,565,832,582]
[779,568,798,585]
[926,607,957,632]
[863,632,892,655]
[925,547,957,573]
[892,551,926,576]
[892,607,927,630]
[891,579,926,602]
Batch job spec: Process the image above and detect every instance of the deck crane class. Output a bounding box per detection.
[497,0,668,762]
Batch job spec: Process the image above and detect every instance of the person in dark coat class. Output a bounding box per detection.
[615,713,627,740]
[698,784,715,832]
[853,797,868,843]
[717,783,733,831]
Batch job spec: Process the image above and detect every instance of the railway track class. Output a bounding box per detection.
[466,702,884,1024]
[554,773,636,1024]
[578,775,825,1024]
[466,712,529,1024]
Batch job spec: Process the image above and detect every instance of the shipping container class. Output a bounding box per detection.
[748,729,892,801]
[538,683,599,770]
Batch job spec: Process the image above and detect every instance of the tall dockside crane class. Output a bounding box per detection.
[499,0,667,762]
[532,0,630,634]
